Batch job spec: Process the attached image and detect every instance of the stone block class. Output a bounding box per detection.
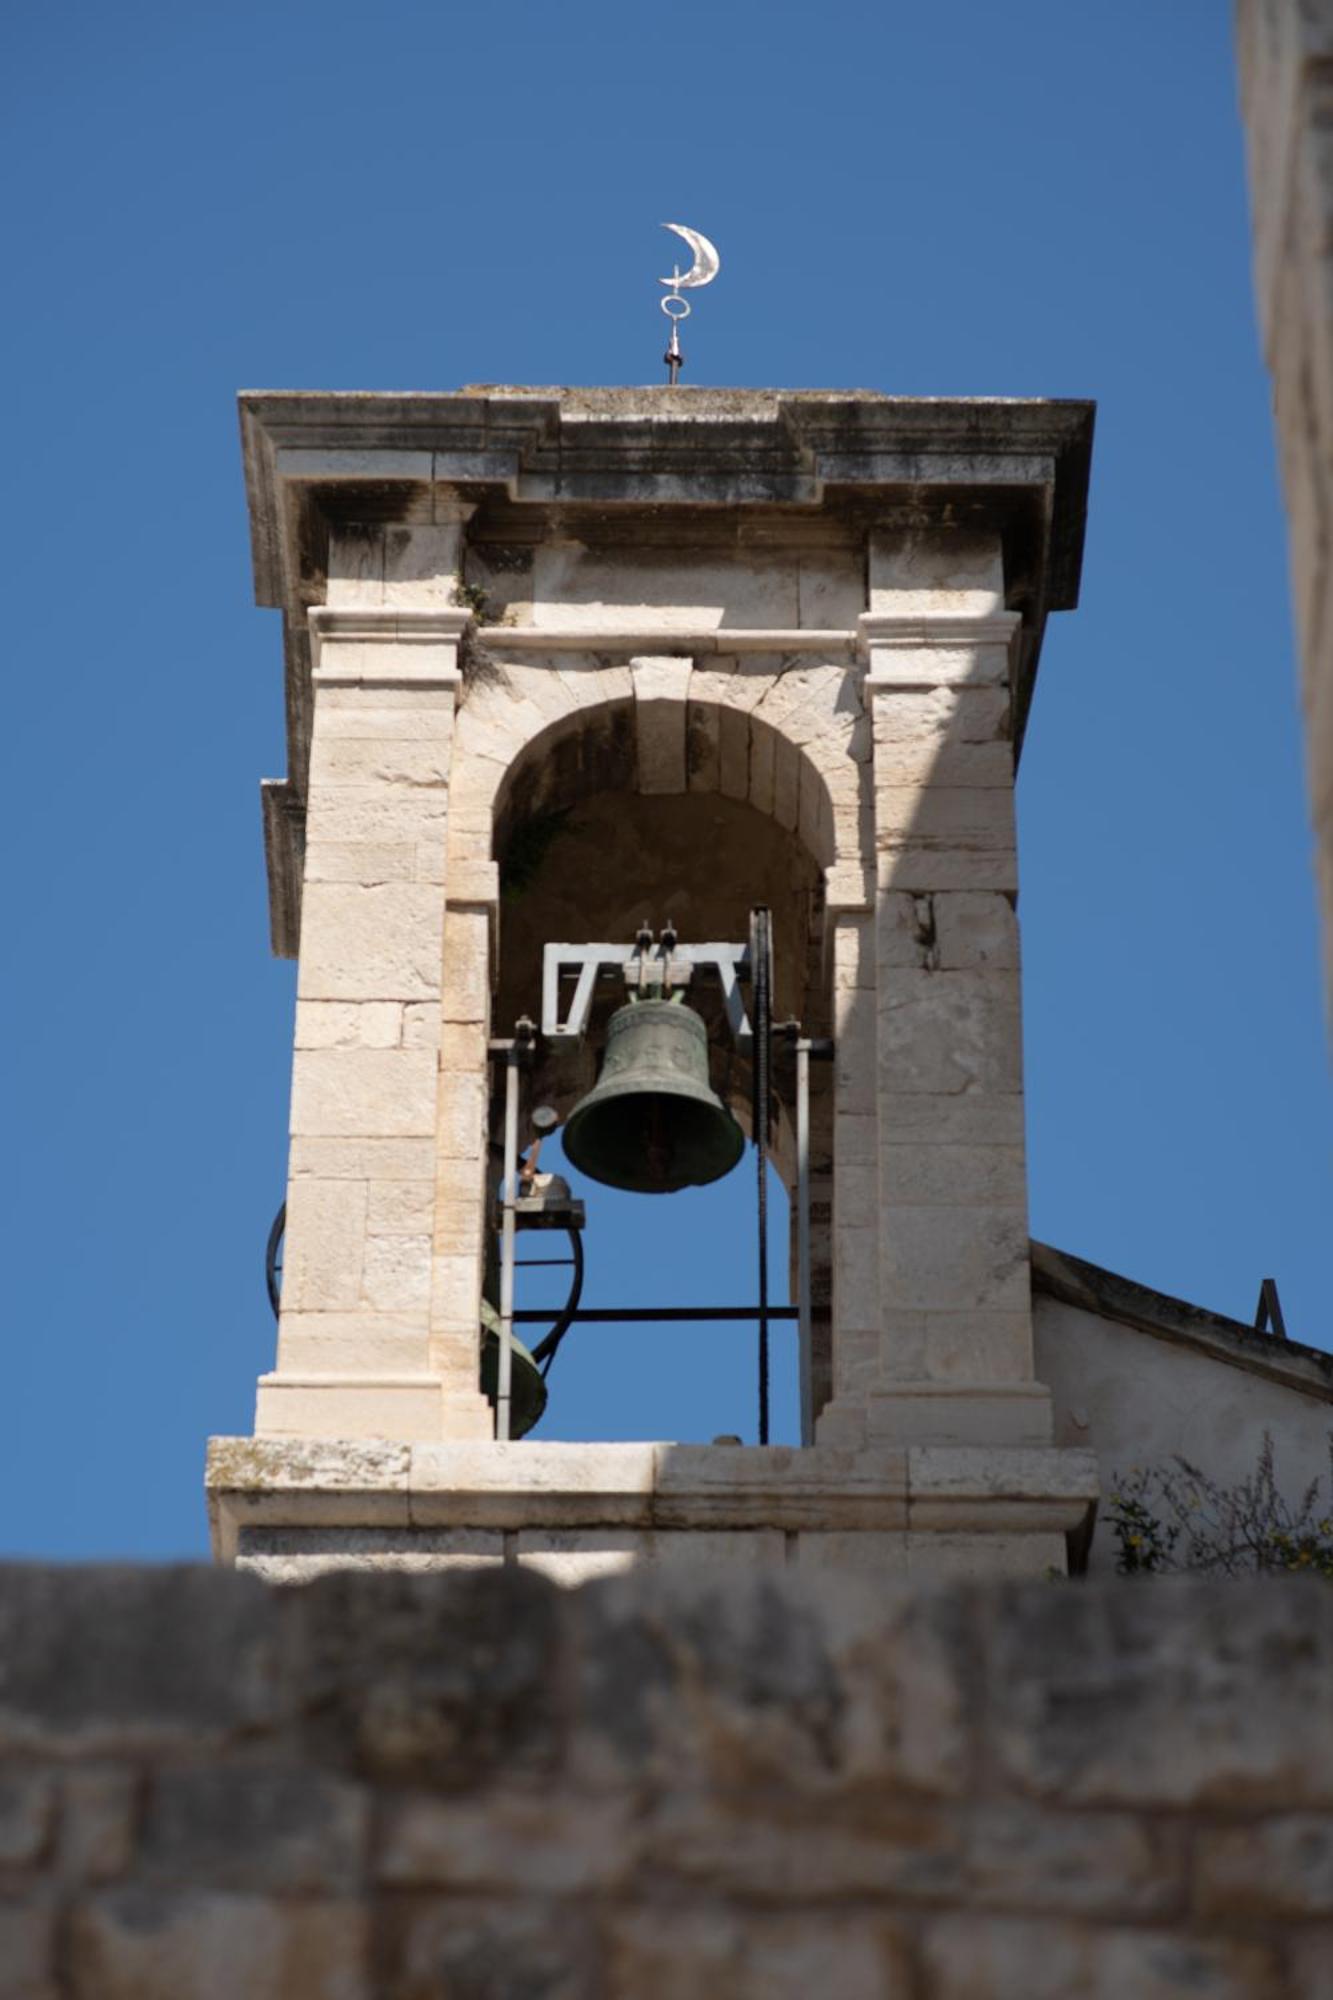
[67,1889,370,2000]
[919,1916,1282,2000]
[379,1790,636,1893]
[253,1377,445,1444]
[987,1576,1333,1808]
[798,553,865,628]
[862,1384,1055,1449]
[0,1772,55,1865]
[516,1531,647,1585]
[878,1091,1025,1147]
[400,1002,440,1050]
[604,1908,913,2000]
[383,522,465,602]
[280,1180,367,1312]
[360,1232,432,1313]
[880,1143,1027,1208]
[1195,1813,1333,1917]
[907,1531,1067,1579]
[834,1224,880,1331]
[277,1320,436,1394]
[0,1567,280,1755]
[290,1049,437,1139]
[793,1530,910,1574]
[294,1001,402,1050]
[296,885,445,1003]
[440,907,491,1024]
[686,698,720,791]
[875,892,934,970]
[878,969,1023,1096]
[410,1442,659,1527]
[0,1896,57,2000]
[871,683,1010,749]
[302,842,416,883]
[719,700,751,798]
[366,1180,434,1236]
[289,1564,567,1788]
[303,783,448,850]
[289,1137,436,1181]
[308,736,452,790]
[914,1310,1036,1384]
[236,1527,503,1581]
[875,783,1015,848]
[749,715,776,814]
[873,737,1014,787]
[868,530,1004,615]
[877,847,1019,893]
[326,526,383,605]
[384,1896,598,2000]
[435,1072,488,1160]
[866,642,1011,687]
[964,1800,1182,1916]
[932,890,1020,968]
[880,1203,1030,1312]
[58,1768,138,1885]
[313,702,454,741]
[630,656,692,793]
[142,1769,368,1895]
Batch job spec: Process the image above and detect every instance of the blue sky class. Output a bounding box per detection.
[3,3,1328,1557]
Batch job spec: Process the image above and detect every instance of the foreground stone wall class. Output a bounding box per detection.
[1,1565,1331,1997]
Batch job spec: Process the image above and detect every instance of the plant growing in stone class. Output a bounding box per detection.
[1109,1433,1333,1577]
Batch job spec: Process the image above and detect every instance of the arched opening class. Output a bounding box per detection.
[483,698,836,1442]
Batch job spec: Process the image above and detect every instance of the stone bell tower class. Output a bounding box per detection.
[208,387,1100,1580]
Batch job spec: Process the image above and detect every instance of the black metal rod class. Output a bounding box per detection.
[752,907,772,1445]
[513,1306,799,1325]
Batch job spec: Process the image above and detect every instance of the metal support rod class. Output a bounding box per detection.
[752,908,772,1446]
[796,1037,813,1447]
[513,1305,799,1324]
[496,1043,520,1442]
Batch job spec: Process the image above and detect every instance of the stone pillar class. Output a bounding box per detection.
[836,532,1051,1447]
[257,571,490,1442]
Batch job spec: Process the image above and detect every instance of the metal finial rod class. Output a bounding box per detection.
[657,223,720,386]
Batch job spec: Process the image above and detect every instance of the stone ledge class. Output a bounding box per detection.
[206,1436,1097,1565]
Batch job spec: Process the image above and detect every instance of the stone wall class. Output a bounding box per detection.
[1237,0,1333,1005]
[2,1563,1331,1997]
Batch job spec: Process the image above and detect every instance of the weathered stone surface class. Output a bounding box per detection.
[142,1769,368,1895]
[0,1894,57,2000]
[988,1576,1333,1807]
[0,1772,55,1866]
[4,1566,1333,1993]
[0,1567,280,1756]
[288,1567,568,1788]
[919,1916,1282,2000]
[58,1768,138,1885]
[67,1889,370,2000]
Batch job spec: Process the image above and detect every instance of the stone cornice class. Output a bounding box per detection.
[476,625,858,656]
[858,611,1022,652]
[308,604,468,689]
[205,1434,1098,1563]
[240,388,1094,612]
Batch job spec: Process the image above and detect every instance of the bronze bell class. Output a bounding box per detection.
[563,998,745,1194]
[479,1297,548,1439]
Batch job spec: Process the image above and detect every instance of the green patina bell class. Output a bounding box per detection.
[563,998,745,1194]
[479,1298,548,1439]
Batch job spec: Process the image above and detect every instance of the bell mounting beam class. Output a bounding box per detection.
[541,939,753,1047]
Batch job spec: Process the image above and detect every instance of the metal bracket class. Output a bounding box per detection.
[541,937,752,1046]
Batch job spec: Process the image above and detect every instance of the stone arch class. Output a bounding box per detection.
[438,651,872,1432]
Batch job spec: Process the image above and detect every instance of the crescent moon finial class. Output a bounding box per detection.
[660,223,721,290]
[657,224,720,384]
